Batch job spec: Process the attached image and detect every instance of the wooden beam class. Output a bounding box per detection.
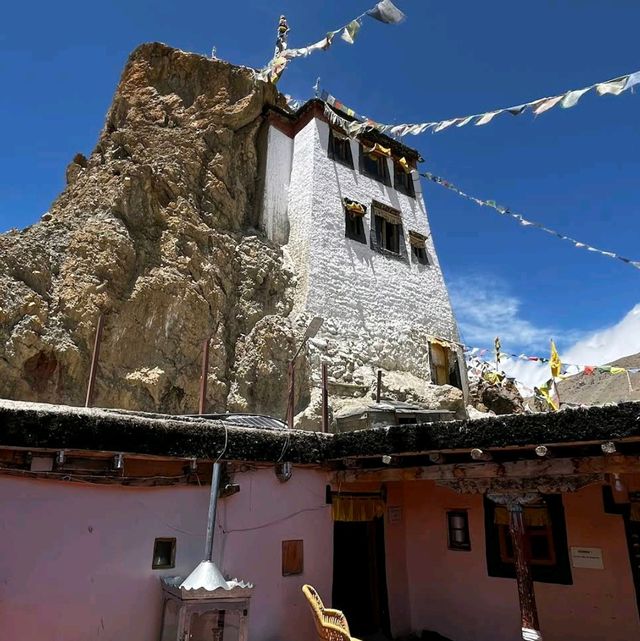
[333,454,640,484]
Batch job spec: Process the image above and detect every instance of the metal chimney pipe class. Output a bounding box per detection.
[204,462,222,562]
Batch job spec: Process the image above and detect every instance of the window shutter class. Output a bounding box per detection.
[282,540,304,576]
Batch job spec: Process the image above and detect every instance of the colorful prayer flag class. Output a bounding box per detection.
[550,340,562,379]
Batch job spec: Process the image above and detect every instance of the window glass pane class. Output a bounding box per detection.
[529,532,552,560]
[450,515,465,529]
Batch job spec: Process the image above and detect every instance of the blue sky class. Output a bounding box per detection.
[1,0,639,383]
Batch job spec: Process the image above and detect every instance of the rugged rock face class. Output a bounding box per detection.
[469,377,525,415]
[0,43,299,416]
[0,42,468,425]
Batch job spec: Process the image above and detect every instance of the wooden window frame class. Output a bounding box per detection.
[152,537,176,570]
[484,495,573,585]
[447,510,471,551]
[328,130,354,169]
[497,523,557,567]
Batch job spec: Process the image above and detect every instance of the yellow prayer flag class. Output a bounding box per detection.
[538,382,559,411]
[550,340,562,379]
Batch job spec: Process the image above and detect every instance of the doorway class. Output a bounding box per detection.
[332,517,391,638]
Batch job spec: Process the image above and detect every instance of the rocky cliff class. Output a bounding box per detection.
[0,43,304,416]
[0,42,465,423]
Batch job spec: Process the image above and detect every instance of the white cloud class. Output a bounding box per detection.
[449,274,640,392]
[563,304,640,366]
[449,275,557,351]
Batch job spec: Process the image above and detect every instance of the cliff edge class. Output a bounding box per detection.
[0,43,300,415]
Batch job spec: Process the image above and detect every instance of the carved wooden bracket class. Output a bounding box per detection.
[437,473,603,496]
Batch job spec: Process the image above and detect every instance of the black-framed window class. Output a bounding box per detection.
[395,164,415,197]
[328,130,354,169]
[360,145,391,186]
[152,537,176,569]
[484,495,572,585]
[343,198,367,244]
[370,202,408,262]
[409,231,429,266]
[447,511,471,551]
[375,215,400,254]
[411,245,429,265]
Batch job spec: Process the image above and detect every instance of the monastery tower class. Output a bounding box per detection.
[258,100,467,424]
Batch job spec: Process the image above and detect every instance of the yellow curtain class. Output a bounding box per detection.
[332,495,385,522]
[343,198,366,215]
[494,505,550,527]
[397,156,411,173]
[363,143,392,158]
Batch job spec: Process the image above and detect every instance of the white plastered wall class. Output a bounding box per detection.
[262,115,463,389]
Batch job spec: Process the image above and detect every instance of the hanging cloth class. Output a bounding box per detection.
[494,505,550,527]
[332,495,385,522]
[397,156,411,173]
[408,230,427,248]
[363,142,392,158]
[372,202,401,224]
[343,197,366,216]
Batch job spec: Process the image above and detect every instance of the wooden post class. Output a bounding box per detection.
[199,337,210,415]
[85,314,104,408]
[321,363,329,433]
[508,502,543,641]
[376,369,382,403]
[287,360,295,430]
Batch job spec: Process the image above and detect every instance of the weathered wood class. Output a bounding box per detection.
[333,454,640,484]
[509,504,542,640]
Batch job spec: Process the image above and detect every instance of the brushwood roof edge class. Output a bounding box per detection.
[1,399,640,464]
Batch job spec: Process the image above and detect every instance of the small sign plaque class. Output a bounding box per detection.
[571,547,604,569]
[388,506,403,524]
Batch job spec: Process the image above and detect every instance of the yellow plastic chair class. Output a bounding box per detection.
[302,584,362,641]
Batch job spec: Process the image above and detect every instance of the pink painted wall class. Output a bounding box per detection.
[388,481,639,641]
[0,468,332,641]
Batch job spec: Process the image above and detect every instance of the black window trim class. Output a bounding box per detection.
[359,143,392,186]
[152,537,177,570]
[394,163,416,198]
[447,510,472,551]
[342,198,367,245]
[484,495,573,585]
[328,129,354,169]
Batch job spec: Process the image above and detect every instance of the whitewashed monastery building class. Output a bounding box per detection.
[258,99,466,420]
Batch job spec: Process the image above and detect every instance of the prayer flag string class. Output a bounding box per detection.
[319,68,640,136]
[258,1,405,83]
[421,171,640,271]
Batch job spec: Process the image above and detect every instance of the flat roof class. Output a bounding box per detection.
[2,399,640,465]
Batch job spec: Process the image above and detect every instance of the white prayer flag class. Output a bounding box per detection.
[561,88,590,109]
[475,110,502,126]
[596,78,627,96]
[532,95,563,115]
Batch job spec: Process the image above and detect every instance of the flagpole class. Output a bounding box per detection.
[551,339,561,409]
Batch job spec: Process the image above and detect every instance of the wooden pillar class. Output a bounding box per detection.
[507,501,543,641]
[487,493,543,641]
